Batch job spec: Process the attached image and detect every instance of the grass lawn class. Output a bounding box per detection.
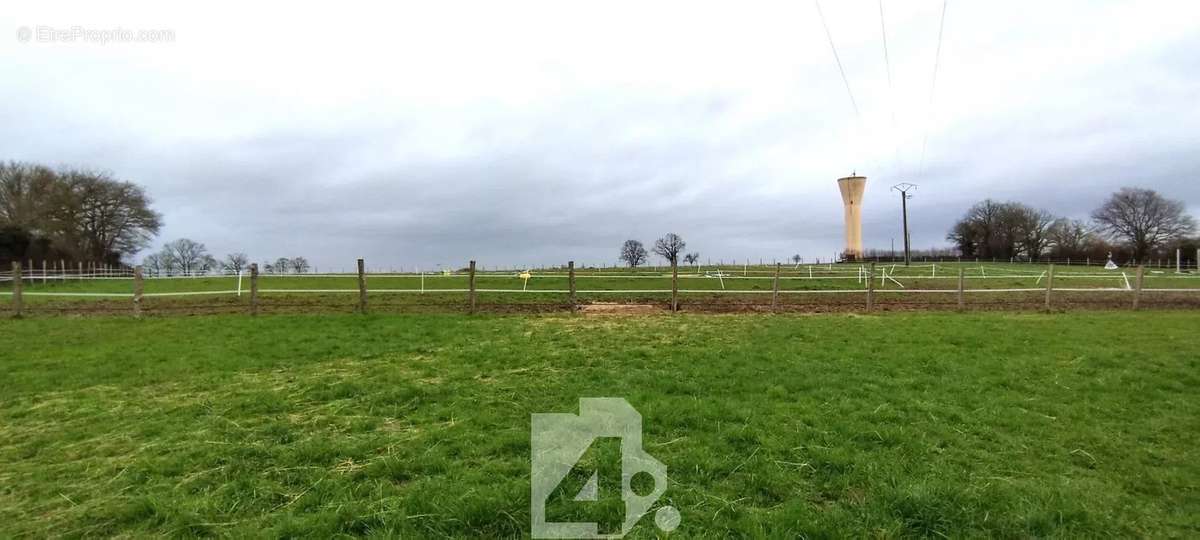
[1,311,1198,537]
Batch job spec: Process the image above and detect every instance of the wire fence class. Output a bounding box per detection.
[3,259,1199,317]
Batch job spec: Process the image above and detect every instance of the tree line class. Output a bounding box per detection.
[948,187,1196,262]
[141,238,310,276]
[0,161,161,266]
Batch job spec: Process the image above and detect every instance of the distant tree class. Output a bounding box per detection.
[62,169,163,263]
[1011,205,1056,259]
[0,162,59,230]
[274,257,291,274]
[161,238,209,275]
[619,240,648,268]
[263,263,275,274]
[223,252,249,274]
[682,252,700,265]
[161,252,179,275]
[1048,218,1092,259]
[1091,187,1196,260]
[652,233,686,264]
[290,256,310,274]
[791,254,803,264]
[0,162,161,264]
[946,219,976,257]
[0,225,35,264]
[199,254,220,275]
[947,199,1060,259]
[142,252,165,276]
[949,199,1005,257]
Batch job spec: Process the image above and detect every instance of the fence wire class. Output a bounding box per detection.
[3,262,1200,316]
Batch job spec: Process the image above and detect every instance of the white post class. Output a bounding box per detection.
[237,270,243,297]
[1177,248,1182,274]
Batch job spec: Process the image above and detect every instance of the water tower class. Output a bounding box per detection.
[837,174,867,260]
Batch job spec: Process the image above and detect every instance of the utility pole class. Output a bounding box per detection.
[891,183,917,266]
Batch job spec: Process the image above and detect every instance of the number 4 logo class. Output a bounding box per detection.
[531,398,680,538]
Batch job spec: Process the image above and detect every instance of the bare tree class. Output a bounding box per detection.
[1,162,161,264]
[791,254,802,264]
[948,199,1062,259]
[1092,187,1196,260]
[652,233,686,264]
[947,199,1006,257]
[161,238,209,275]
[200,254,220,275]
[682,252,700,265]
[161,252,180,275]
[1048,218,1092,258]
[274,257,292,274]
[223,252,249,274]
[142,252,165,276]
[619,240,648,268]
[290,256,310,274]
[1012,205,1056,259]
[62,169,163,262]
[0,162,60,234]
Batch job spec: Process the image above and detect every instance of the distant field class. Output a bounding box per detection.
[1,311,1198,537]
[3,262,1199,314]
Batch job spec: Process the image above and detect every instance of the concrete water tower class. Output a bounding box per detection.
[837,174,867,260]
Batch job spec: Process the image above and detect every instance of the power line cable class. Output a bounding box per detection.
[878,0,899,177]
[917,0,948,181]
[815,0,860,119]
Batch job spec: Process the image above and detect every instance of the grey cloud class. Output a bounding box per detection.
[1,2,1197,269]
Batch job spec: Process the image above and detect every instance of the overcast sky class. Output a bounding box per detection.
[3,1,1198,270]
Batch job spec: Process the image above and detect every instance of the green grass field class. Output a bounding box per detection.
[2,311,1198,537]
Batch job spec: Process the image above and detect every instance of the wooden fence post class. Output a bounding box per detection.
[468,260,477,314]
[249,263,259,316]
[42,259,47,285]
[671,257,679,312]
[357,258,367,314]
[59,259,65,282]
[771,262,781,312]
[133,265,144,318]
[866,263,875,312]
[1133,265,1144,311]
[1044,264,1054,311]
[77,261,83,280]
[568,260,577,313]
[11,262,22,318]
[956,268,966,311]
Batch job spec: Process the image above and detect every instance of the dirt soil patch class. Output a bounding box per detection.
[580,302,664,315]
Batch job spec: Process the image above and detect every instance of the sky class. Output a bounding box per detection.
[2,1,1198,270]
